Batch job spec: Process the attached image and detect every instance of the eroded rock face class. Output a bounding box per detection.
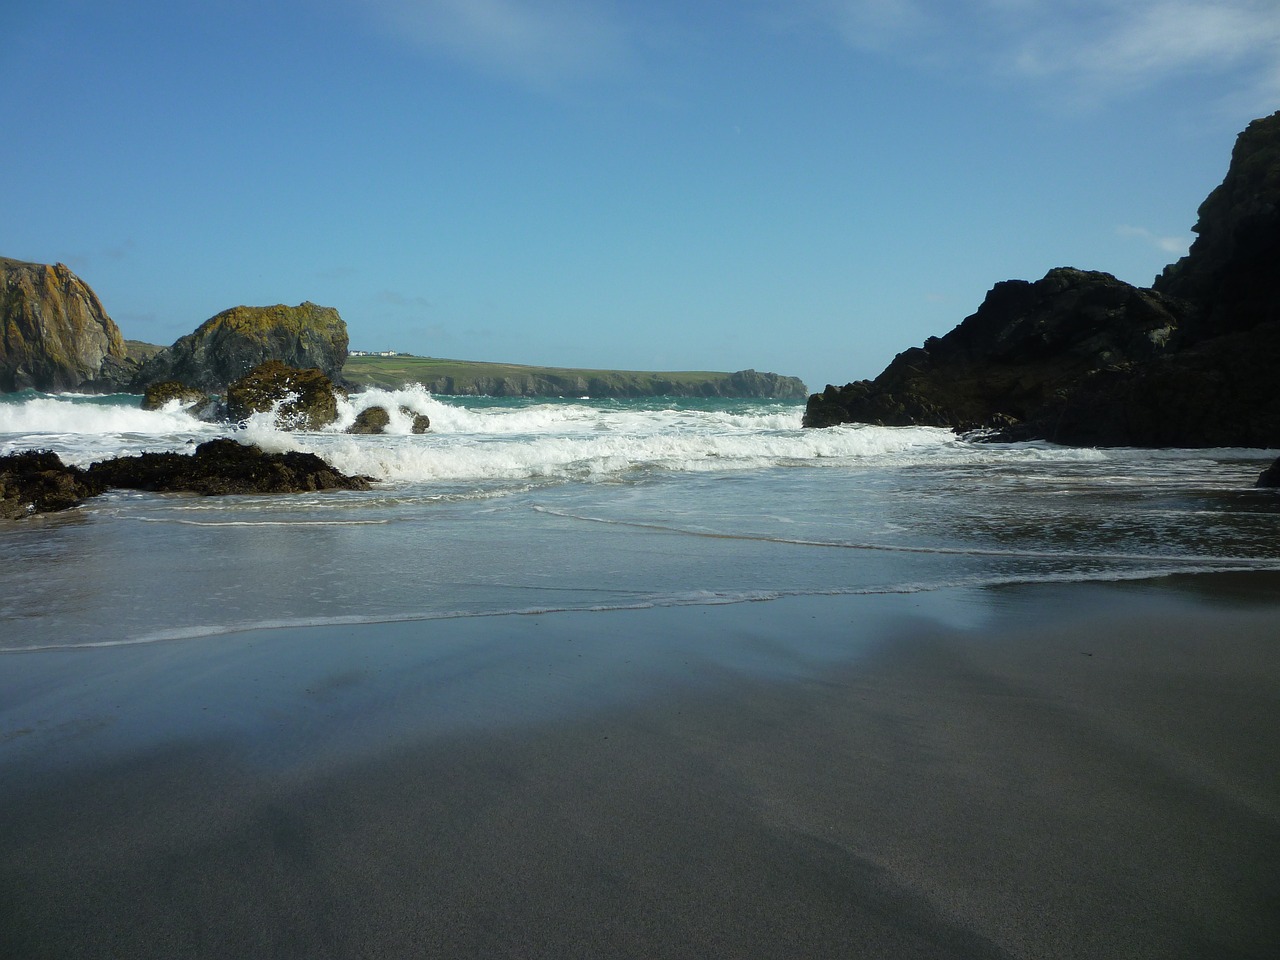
[0,450,105,519]
[0,259,129,392]
[804,110,1280,448]
[86,439,371,496]
[225,360,340,430]
[133,302,348,393]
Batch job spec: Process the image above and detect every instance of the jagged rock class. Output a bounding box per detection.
[0,259,129,392]
[141,380,209,411]
[804,268,1188,434]
[87,438,371,495]
[1258,457,1280,488]
[407,409,430,433]
[0,450,105,519]
[805,110,1280,448]
[225,360,340,430]
[133,302,348,393]
[349,407,391,434]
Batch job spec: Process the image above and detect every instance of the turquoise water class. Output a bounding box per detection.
[2,390,1278,650]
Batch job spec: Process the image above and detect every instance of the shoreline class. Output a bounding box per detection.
[3,573,1278,958]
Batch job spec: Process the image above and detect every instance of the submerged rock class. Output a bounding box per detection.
[225,360,340,430]
[133,302,349,393]
[87,438,371,496]
[0,258,129,392]
[0,450,105,519]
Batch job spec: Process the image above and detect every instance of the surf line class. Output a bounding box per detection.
[529,505,1279,566]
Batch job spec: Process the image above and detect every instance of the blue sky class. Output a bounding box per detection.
[5,1,1279,391]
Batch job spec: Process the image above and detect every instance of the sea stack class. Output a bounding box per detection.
[0,258,129,392]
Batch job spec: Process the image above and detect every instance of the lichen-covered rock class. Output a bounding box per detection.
[348,407,391,434]
[225,360,340,430]
[141,380,210,411]
[0,449,105,519]
[133,302,348,393]
[0,259,128,392]
[87,438,371,495]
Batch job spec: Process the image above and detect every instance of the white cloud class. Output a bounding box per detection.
[1117,224,1190,255]
[355,0,631,87]
[790,0,1280,109]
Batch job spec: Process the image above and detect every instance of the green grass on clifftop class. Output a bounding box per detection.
[339,355,813,399]
[341,355,724,391]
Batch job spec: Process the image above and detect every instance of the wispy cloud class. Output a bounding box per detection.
[793,0,1280,109]
[354,0,632,88]
[377,289,433,308]
[1117,224,1190,255]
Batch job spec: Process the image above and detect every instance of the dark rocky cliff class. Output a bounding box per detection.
[0,258,129,392]
[805,110,1280,447]
[133,302,348,392]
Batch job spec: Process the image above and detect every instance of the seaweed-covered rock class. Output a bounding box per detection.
[133,302,348,392]
[0,259,129,392]
[0,450,104,519]
[349,407,391,434]
[141,380,210,411]
[87,438,371,495]
[225,360,340,430]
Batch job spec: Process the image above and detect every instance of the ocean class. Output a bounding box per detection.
[2,387,1278,653]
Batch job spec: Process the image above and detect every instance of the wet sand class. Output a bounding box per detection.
[2,575,1278,959]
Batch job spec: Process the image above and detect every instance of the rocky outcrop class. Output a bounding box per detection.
[225,360,340,430]
[86,438,371,496]
[0,259,129,392]
[133,302,348,393]
[3,441,371,518]
[141,380,211,411]
[805,110,1280,447]
[349,407,391,434]
[0,450,105,519]
[347,406,432,434]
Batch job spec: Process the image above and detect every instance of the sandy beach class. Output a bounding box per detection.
[2,574,1278,959]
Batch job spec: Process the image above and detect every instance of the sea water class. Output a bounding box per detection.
[2,387,1278,651]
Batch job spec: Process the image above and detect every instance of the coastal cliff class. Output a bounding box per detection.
[805,110,1280,447]
[132,302,349,393]
[343,356,808,399]
[0,258,129,392]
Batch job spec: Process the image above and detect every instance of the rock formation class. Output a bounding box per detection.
[2,440,370,517]
[141,380,211,411]
[86,438,371,496]
[0,258,129,392]
[225,360,340,430]
[0,449,105,519]
[132,302,348,393]
[347,406,432,435]
[805,110,1280,447]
